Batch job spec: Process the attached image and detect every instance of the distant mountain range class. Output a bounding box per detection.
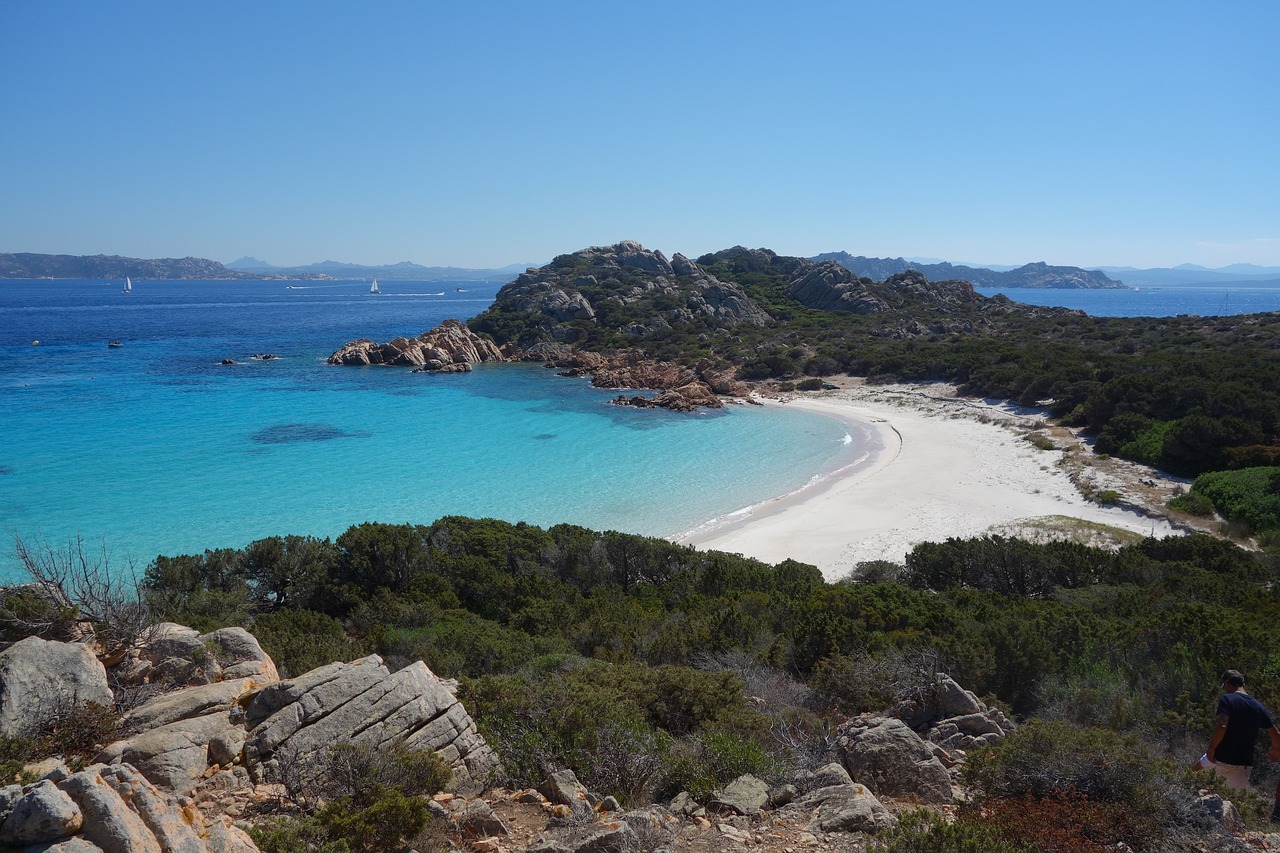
[813,253,1126,289]
[1091,264,1280,287]
[0,252,538,281]
[225,257,536,281]
[5,250,1280,288]
[0,253,271,280]
[814,253,1280,289]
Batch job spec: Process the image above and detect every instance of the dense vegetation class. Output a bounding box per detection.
[1181,466,1280,537]
[107,517,1280,845]
[469,246,1280,478]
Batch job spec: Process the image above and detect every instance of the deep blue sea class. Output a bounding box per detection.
[0,279,866,579]
[974,284,1280,317]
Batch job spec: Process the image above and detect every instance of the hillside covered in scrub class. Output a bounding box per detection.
[4,519,1279,850]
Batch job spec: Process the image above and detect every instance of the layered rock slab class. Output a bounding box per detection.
[245,654,499,792]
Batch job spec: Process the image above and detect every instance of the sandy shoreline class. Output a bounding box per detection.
[676,382,1182,581]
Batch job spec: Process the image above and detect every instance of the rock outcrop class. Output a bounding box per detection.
[113,623,279,689]
[489,242,772,342]
[896,672,1016,754]
[97,676,267,793]
[0,763,258,852]
[92,628,497,799]
[244,654,499,793]
[0,636,113,737]
[328,318,505,370]
[836,717,955,805]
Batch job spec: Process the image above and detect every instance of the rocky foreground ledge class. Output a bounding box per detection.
[0,626,1263,852]
[0,626,497,851]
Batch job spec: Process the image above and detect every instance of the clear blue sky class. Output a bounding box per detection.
[3,1,1277,269]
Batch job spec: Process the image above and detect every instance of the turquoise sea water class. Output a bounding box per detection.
[0,280,864,578]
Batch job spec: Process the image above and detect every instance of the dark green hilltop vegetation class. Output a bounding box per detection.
[19,518,1270,848]
[469,242,1280,490]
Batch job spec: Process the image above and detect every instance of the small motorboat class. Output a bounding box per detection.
[108,340,123,348]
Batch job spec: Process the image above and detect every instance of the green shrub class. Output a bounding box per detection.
[1094,490,1121,506]
[316,785,430,853]
[796,377,824,391]
[1187,467,1280,532]
[263,740,447,852]
[251,609,363,678]
[964,719,1174,814]
[1026,432,1056,451]
[249,816,350,853]
[870,808,1032,853]
[1169,491,1216,517]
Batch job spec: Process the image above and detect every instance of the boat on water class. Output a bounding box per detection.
[108,340,122,348]
[369,279,381,294]
[122,277,132,293]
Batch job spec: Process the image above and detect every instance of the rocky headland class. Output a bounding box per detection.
[328,240,1085,412]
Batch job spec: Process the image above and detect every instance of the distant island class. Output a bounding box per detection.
[0,253,319,281]
[0,252,537,281]
[812,252,1127,289]
[226,256,536,281]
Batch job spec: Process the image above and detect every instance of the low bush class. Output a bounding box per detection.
[964,719,1177,818]
[870,808,1032,853]
[976,792,1156,853]
[1168,491,1215,517]
[38,701,120,761]
[251,609,363,678]
[257,740,448,852]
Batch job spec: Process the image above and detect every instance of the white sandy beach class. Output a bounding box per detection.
[677,382,1182,581]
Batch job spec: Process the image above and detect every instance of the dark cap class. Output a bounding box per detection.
[1223,670,1246,687]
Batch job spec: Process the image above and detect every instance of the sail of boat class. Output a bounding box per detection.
[370,279,380,294]
[123,277,132,293]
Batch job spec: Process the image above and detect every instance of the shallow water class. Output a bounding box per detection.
[0,279,859,577]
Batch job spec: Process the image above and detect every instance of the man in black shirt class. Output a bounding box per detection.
[1207,669,1280,820]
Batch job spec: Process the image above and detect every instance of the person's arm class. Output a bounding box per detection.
[1208,712,1230,762]
[1267,724,1280,763]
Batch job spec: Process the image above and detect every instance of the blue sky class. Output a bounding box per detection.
[3,1,1277,269]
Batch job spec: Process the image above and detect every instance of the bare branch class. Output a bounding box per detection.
[4,534,152,655]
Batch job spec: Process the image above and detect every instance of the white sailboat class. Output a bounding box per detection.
[369,279,381,294]
[122,277,132,293]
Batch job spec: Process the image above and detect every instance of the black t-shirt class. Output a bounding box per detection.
[1216,691,1275,766]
